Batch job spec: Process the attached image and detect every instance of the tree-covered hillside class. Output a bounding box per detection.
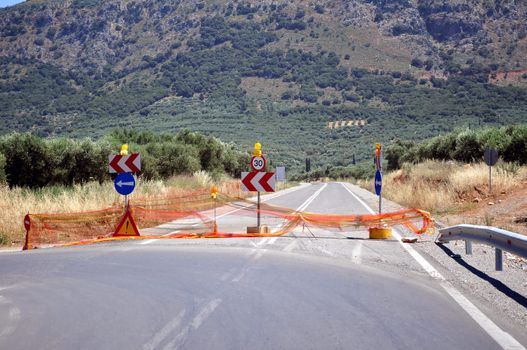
[0,0,526,170]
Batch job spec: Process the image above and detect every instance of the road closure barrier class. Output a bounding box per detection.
[22,188,433,250]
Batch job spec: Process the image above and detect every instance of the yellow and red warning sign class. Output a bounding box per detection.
[113,208,140,237]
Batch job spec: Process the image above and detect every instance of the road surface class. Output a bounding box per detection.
[0,182,525,349]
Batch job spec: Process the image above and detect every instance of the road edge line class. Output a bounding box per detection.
[340,182,525,350]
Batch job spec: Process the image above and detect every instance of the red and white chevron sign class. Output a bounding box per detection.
[241,172,275,192]
[108,153,141,173]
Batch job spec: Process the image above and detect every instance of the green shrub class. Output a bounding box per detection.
[453,130,481,162]
[385,125,527,169]
[385,140,414,170]
[0,152,6,184]
[503,125,527,164]
[0,130,247,188]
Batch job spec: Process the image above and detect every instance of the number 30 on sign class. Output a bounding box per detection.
[251,156,266,171]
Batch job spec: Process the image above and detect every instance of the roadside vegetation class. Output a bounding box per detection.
[358,161,527,214]
[0,129,249,188]
[352,126,527,217]
[0,129,252,246]
[384,125,527,170]
[0,172,243,246]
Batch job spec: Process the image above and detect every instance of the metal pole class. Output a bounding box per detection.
[125,195,128,208]
[257,191,261,228]
[495,248,503,271]
[214,199,217,233]
[465,240,472,255]
[379,193,382,215]
[489,165,492,194]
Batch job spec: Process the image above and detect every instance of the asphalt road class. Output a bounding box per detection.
[0,182,525,350]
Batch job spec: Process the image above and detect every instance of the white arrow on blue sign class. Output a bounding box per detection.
[114,172,136,196]
[375,170,382,195]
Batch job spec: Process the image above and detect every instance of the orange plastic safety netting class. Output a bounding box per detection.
[23,189,434,249]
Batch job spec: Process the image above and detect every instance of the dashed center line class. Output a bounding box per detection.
[142,310,186,350]
[162,299,223,350]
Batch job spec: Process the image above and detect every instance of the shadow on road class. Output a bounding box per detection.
[435,243,527,308]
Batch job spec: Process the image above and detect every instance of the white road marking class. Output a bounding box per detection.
[142,310,186,350]
[283,240,298,252]
[214,183,311,220]
[351,242,363,264]
[341,182,525,350]
[231,250,265,282]
[316,247,336,257]
[8,307,20,320]
[252,183,327,247]
[142,183,312,246]
[0,284,17,292]
[440,282,525,350]
[0,249,20,254]
[274,183,330,252]
[0,292,21,339]
[146,184,342,348]
[219,271,233,281]
[162,299,222,350]
[140,230,180,245]
[256,237,270,246]
[190,298,222,329]
[340,183,377,215]
[295,183,328,212]
[267,236,278,245]
[0,307,20,338]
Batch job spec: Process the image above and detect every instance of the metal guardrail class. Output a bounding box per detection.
[437,224,527,271]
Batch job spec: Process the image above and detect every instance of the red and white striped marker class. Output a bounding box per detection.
[241,172,275,192]
[108,153,141,173]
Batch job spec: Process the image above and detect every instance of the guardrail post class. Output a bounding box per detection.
[465,240,472,255]
[495,248,503,271]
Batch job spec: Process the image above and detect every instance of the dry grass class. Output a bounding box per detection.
[357,161,527,213]
[0,173,241,246]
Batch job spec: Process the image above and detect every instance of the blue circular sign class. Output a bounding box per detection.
[374,170,382,196]
[114,172,136,196]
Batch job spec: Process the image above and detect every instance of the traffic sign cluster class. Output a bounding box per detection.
[241,142,275,193]
[374,143,382,196]
[109,144,141,198]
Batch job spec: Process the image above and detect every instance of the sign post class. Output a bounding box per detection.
[275,166,286,182]
[210,185,218,233]
[484,148,498,195]
[374,143,382,214]
[254,143,263,228]
[23,214,31,250]
[257,192,261,228]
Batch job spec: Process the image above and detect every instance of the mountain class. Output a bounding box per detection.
[0,0,526,170]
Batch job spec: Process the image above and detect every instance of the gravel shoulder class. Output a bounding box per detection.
[347,182,527,344]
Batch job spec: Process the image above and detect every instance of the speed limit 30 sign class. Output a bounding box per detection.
[251,156,266,171]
